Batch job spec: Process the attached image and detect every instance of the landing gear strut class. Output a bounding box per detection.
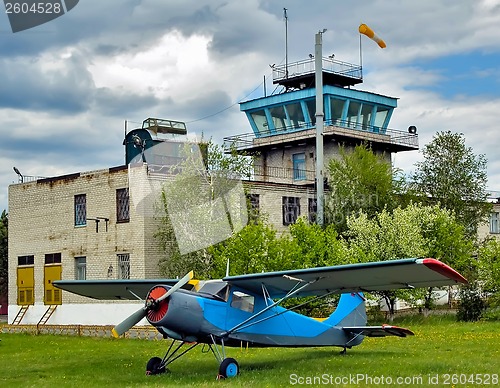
[208,334,240,379]
[145,339,199,375]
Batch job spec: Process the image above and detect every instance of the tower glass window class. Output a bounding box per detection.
[304,99,316,127]
[74,194,86,226]
[359,103,374,130]
[374,106,390,132]
[250,110,268,136]
[269,105,287,132]
[330,98,345,125]
[346,100,361,128]
[285,102,306,129]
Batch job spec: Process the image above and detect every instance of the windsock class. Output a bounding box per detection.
[359,24,386,49]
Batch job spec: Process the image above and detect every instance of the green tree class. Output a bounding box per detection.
[154,140,254,277]
[288,217,349,268]
[412,131,491,237]
[345,203,472,320]
[208,218,299,277]
[326,143,410,234]
[478,238,500,320]
[479,238,500,295]
[0,210,7,301]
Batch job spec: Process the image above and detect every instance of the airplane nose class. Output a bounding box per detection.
[145,286,170,324]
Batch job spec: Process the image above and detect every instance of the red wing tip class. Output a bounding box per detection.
[420,258,468,284]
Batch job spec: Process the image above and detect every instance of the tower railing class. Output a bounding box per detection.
[272,57,363,84]
[224,121,418,151]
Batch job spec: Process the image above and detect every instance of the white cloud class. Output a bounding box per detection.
[2,0,500,213]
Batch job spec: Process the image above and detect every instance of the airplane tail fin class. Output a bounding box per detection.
[323,292,367,327]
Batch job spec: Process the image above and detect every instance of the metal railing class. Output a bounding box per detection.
[224,119,418,151]
[272,57,363,83]
[251,165,315,183]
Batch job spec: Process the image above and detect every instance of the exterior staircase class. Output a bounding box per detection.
[37,305,57,327]
[12,305,29,325]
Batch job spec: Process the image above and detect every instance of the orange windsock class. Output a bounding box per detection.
[359,24,386,49]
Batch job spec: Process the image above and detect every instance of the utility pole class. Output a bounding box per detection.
[315,30,326,226]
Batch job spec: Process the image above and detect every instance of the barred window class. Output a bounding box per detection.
[282,196,300,226]
[116,188,130,223]
[117,253,130,279]
[75,257,86,280]
[75,194,86,226]
[247,193,260,220]
[308,198,317,224]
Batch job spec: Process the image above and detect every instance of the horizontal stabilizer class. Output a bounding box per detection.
[343,324,414,338]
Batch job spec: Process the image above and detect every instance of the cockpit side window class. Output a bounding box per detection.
[230,290,255,313]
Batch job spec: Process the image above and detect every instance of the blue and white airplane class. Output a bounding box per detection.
[54,258,467,379]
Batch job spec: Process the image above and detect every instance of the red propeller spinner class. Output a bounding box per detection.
[146,286,170,323]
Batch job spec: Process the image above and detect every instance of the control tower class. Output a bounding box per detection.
[223,56,418,185]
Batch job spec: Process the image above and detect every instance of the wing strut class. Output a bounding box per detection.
[232,288,341,333]
[225,277,317,335]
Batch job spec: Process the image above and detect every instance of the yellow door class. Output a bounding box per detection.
[44,265,62,305]
[17,267,34,305]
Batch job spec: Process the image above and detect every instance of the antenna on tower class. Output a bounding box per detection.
[283,8,289,79]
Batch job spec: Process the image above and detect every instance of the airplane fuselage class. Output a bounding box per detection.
[148,286,365,349]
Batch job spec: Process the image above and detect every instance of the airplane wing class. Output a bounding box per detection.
[343,325,414,338]
[52,279,195,300]
[223,258,467,298]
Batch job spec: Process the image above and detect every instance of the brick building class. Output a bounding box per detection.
[7,165,165,325]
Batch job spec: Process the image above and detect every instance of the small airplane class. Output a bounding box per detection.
[54,257,467,379]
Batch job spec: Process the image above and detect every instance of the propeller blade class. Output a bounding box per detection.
[112,306,147,338]
[111,270,194,338]
[156,270,194,303]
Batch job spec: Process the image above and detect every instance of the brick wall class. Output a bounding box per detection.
[8,165,163,305]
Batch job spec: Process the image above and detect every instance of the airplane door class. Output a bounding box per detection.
[44,265,62,305]
[17,267,34,305]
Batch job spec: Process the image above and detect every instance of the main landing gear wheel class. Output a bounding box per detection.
[146,356,166,375]
[218,357,239,379]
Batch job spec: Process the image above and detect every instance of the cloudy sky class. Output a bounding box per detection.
[1,0,500,212]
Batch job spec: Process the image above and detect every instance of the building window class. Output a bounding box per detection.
[75,257,86,280]
[75,194,86,226]
[18,255,34,266]
[308,198,317,224]
[490,212,499,234]
[116,188,130,223]
[45,253,62,264]
[247,193,260,220]
[117,253,130,279]
[283,196,300,225]
[293,153,306,181]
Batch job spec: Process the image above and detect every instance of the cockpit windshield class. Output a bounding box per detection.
[197,280,230,301]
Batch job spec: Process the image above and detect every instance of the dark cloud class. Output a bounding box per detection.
[0,52,94,113]
[93,88,160,116]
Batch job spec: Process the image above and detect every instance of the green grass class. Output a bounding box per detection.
[1,315,499,387]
